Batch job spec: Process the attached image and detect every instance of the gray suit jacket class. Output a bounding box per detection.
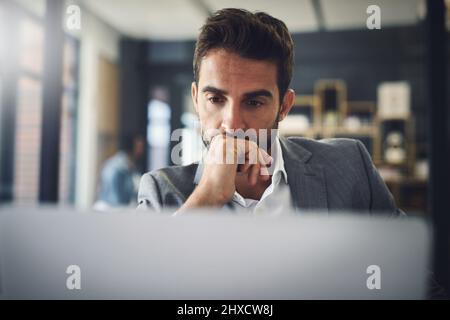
[137,137,401,216]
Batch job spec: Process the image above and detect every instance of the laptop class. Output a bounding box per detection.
[0,206,431,299]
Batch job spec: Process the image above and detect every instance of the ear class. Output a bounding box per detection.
[191,81,199,114]
[278,89,295,122]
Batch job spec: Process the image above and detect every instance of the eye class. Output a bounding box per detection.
[245,100,264,107]
[208,96,225,104]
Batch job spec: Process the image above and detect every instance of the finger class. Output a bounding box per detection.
[240,150,270,178]
[207,133,228,164]
[257,148,272,167]
[258,147,272,165]
[238,162,252,175]
[241,139,272,166]
[248,163,260,186]
[239,139,257,164]
[259,163,271,179]
[218,135,241,165]
[233,139,273,177]
[256,148,271,181]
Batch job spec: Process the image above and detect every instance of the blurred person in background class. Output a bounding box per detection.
[94,134,145,210]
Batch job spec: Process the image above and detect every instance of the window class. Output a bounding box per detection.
[12,13,79,204]
[59,37,79,204]
[13,17,44,204]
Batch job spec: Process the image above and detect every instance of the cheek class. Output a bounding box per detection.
[242,107,278,126]
[198,101,222,127]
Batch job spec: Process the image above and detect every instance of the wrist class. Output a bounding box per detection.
[187,184,229,208]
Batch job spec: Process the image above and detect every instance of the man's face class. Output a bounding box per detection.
[133,136,145,160]
[192,49,294,147]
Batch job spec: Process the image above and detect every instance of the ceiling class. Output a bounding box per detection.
[80,0,424,40]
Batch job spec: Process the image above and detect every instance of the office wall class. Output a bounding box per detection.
[74,8,120,208]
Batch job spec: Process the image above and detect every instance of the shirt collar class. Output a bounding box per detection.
[270,135,288,184]
[231,135,288,207]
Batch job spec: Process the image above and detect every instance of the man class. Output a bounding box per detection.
[95,134,144,209]
[137,8,445,298]
[137,8,400,216]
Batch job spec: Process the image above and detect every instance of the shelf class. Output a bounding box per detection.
[321,125,378,137]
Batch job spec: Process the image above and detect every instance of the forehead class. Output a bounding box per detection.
[198,49,277,91]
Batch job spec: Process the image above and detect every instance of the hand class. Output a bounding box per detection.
[180,134,272,210]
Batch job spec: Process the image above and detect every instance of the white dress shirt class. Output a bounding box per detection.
[231,136,293,215]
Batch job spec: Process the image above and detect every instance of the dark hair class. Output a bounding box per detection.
[119,134,143,154]
[119,134,135,153]
[193,8,294,102]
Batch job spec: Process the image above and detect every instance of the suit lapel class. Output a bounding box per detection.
[279,137,329,213]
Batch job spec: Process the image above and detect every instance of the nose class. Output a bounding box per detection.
[221,102,245,131]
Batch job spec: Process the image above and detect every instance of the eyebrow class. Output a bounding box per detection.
[242,90,273,100]
[201,86,273,100]
[202,86,228,95]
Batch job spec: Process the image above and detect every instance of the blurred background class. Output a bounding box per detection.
[0,0,449,293]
